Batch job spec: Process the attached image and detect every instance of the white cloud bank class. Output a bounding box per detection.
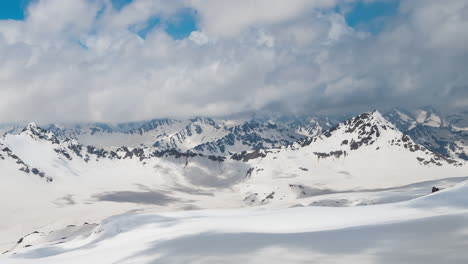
[0,0,467,123]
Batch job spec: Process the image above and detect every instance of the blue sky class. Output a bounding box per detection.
[132,8,198,39]
[111,0,132,11]
[0,0,198,39]
[343,0,400,33]
[118,0,198,39]
[0,0,399,37]
[0,0,31,20]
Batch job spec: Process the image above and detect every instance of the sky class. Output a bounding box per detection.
[0,0,467,123]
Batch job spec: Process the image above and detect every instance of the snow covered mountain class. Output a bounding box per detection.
[384,107,468,160]
[4,117,308,155]
[2,107,465,161]
[264,115,336,137]
[237,111,466,206]
[193,119,303,154]
[1,111,464,191]
[45,119,184,148]
[153,117,229,152]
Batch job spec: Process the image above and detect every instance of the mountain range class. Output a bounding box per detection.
[1,107,466,160]
[0,107,467,255]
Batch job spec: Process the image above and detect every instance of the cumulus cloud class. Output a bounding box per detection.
[0,0,467,123]
[188,0,339,37]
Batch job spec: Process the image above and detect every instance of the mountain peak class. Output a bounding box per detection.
[341,111,395,132]
[21,122,45,136]
[371,110,383,117]
[371,110,394,126]
[20,122,60,144]
[190,117,217,126]
[298,111,399,150]
[23,122,39,131]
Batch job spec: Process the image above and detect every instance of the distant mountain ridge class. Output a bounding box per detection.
[384,107,468,160]
[1,107,467,159]
[1,110,465,186]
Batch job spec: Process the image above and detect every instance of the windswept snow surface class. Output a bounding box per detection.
[3,182,468,263]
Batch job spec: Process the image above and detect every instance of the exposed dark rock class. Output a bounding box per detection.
[231,150,266,162]
[207,155,225,162]
[54,148,72,160]
[245,167,254,178]
[153,149,198,159]
[67,143,83,158]
[261,192,275,203]
[314,151,346,159]
[1,146,53,182]
[21,123,60,144]
[116,147,146,161]
[86,145,110,159]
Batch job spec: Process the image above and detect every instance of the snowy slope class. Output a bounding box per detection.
[0,122,254,251]
[3,181,468,263]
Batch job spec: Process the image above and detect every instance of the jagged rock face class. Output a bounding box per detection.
[332,112,384,150]
[22,123,60,144]
[299,111,393,152]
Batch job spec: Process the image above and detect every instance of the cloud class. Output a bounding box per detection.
[0,0,467,123]
[187,0,339,37]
